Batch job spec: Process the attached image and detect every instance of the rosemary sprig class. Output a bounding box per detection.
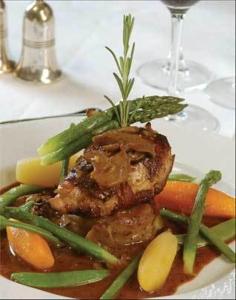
[105,14,135,127]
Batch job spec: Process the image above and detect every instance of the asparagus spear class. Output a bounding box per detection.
[11,269,109,288]
[38,96,187,165]
[40,120,120,165]
[0,184,44,210]
[160,209,236,247]
[2,206,119,265]
[183,170,222,274]
[100,255,140,300]
[0,216,63,247]
[38,111,114,156]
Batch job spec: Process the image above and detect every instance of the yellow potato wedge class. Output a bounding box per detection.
[153,215,165,232]
[16,153,81,187]
[138,231,178,292]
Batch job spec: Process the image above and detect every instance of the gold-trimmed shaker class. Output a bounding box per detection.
[15,0,61,84]
[0,0,15,74]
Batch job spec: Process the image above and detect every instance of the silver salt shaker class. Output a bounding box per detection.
[15,0,61,84]
[0,0,15,74]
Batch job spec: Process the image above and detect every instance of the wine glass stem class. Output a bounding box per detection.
[168,13,185,96]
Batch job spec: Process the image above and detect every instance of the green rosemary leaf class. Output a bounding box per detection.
[113,73,125,100]
[105,47,122,76]
[104,95,121,125]
[119,57,124,73]
[129,43,135,71]
[127,78,135,99]
[105,14,136,127]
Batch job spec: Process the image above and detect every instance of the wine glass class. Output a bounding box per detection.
[137,0,212,91]
[138,0,219,131]
[206,77,235,110]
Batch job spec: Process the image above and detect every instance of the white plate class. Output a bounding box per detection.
[0,116,235,299]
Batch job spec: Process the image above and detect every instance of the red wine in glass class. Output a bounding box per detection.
[161,0,199,13]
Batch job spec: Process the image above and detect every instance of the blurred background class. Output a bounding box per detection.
[0,0,235,136]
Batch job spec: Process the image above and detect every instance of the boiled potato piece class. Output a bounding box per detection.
[138,231,178,292]
[16,153,81,187]
[153,215,165,232]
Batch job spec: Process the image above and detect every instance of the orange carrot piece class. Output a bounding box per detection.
[154,181,235,218]
[7,225,55,269]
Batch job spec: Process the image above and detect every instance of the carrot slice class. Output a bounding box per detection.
[154,181,235,218]
[7,223,55,269]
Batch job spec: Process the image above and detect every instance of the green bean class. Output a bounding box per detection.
[2,206,119,265]
[160,209,235,261]
[168,173,196,182]
[183,170,222,274]
[200,224,235,263]
[11,269,109,288]
[100,255,140,300]
[160,209,189,224]
[0,184,44,210]
[170,218,236,247]
[19,200,35,212]
[0,216,63,247]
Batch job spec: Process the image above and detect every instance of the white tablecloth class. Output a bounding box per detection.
[0,0,235,137]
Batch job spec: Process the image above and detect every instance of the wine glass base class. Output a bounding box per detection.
[165,104,220,132]
[137,59,212,91]
[205,77,235,110]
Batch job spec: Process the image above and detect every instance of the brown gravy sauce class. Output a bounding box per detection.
[0,184,226,299]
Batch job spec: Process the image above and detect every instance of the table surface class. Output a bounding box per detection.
[0,0,235,137]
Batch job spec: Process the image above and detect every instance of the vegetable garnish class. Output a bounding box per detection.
[161,209,235,263]
[155,180,236,218]
[183,170,222,274]
[0,216,63,247]
[138,231,178,292]
[59,158,69,182]
[6,222,55,269]
[160,209,236,247]
[168,173,196,182]
[0,184,44,210]
[100,255,140,300]
[11,270,109,288]
[38,96,187,165]
[2,206,119,265]
[199,224,235,263]
[16,154,79,187]
[37,15,187,165]
[105,15,135,127]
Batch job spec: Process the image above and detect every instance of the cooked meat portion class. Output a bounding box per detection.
[58,214,96,236]
[86,203,159,258]
[49,126,174,217]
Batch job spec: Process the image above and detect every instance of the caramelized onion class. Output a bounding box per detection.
[85,149,130,187]
[84,127,158,188]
